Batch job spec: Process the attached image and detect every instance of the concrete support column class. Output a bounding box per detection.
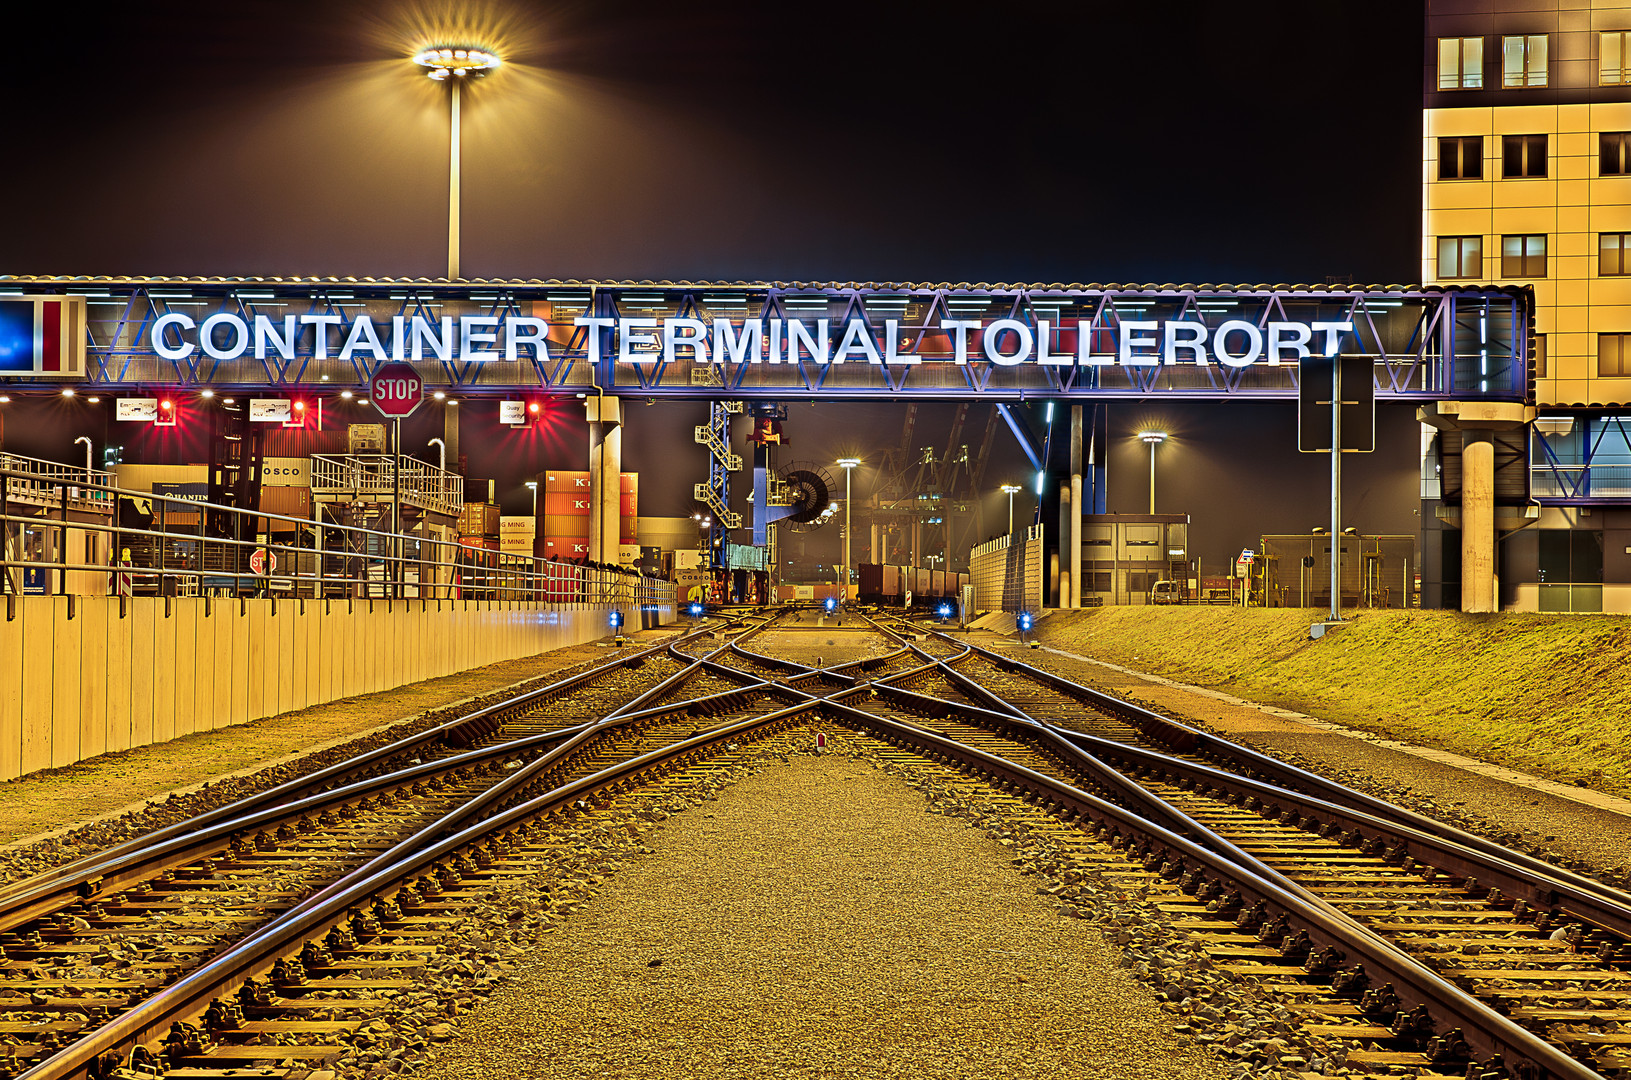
[870,522,879,564]
[587,396,622,566]
[1069,405,1083,609]
[1461,429,1496,613]
[1057,484,1072,609]
[443,403,460,472]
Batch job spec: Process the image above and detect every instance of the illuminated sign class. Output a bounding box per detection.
[143,309,1354,370]
[0,296,86,377]
[117,398,158,421]
[249,398,292,423]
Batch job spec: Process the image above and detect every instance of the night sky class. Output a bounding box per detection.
[0,0,1427,574]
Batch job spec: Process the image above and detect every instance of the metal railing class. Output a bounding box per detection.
[310,454,465,517]
[1532,463,1631,499]
[0,452,116,513]
[1,464,673,611]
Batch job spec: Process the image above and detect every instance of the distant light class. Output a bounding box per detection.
[293,400,306,411]
[837,457,861,468]
[0,396,10,403]
[222,397,236,404]
[524,481,538,489]
[528,402,540,414]
[609,610,623,628]
[1139,430,1168,444]
[340,390,354,400]
[86,396,100,403]
[1045,403,1054,423]
[160,399,174,410]
[320,374,330,382]
[1017,611,1033,632]
[433,391,446,400]
[61,388,75,397]
[1034,471,1044,496]
[937,603,953,619]
[1001,483,1021,494]
[200,389,214,399]
[448,400,457,406]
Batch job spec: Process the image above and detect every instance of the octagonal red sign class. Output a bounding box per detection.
[369,363,424,419]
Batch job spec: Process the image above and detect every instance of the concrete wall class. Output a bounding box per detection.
[0,595,673,782]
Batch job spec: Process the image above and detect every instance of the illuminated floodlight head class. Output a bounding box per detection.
[1000,483,1021,495]
[413,45,501,81]
[837,457,861,469]
[1138,430,1168,445]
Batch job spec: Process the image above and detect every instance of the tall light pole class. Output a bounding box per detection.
[413,46,500,280]
[1138,431,1167,514]
[74,435,92,474]
[838,458,861,596]
[427,437,446,472]
[1000,484,1021,535]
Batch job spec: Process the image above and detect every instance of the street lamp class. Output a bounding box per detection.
[838,458,861,595]
[1138,431,1167,515]
[413,45,501,280]
[1000,484,1022,535]
[525,480,538,517]
[74,435,92,475]
[427,437,446,471]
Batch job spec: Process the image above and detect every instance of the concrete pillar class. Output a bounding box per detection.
[1069,405,1083,609]
[870,522,879,564]
[586,396,622,565]
[1057,483,1072,609]
[443,402,460,472]
[1461,429,1496,612]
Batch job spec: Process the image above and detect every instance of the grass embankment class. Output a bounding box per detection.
[1037,608,1631,798]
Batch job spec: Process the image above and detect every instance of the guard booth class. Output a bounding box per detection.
[1078,514,1192,605]
[1259,533,1416,609]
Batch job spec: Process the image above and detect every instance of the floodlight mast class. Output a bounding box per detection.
[1138,431,1167,515]
[837,458,862,598]
[412,46,501,280]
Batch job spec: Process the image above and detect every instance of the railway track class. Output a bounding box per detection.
[1,607,1626,1080]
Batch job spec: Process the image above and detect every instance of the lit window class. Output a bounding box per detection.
[1601,233,1631,275]
[1599,333,1631,376]
[1502,134,1547,178]
[1438,236,1483,279]
[1603,132,1631,175]
[1439,37,1484,89]
[1501,234,1547,278]
[1603,31,1631,85]
[1438,136,1483,180]
[1503,35,1548,87]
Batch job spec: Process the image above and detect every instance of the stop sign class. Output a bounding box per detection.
[370,363,424,419]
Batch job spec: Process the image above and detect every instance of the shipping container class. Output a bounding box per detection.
[913,567,931,599]
[543,492,593,517]
[543,513,591,538]
[458,502,501,537]
[543,536,590,559]
[931,569,947,598]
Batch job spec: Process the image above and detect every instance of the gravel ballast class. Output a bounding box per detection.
[418,750,1232,1080]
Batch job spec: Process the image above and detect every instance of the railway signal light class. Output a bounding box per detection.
[824,596,837,613]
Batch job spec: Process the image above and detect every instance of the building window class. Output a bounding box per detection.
[1603,31,1631,85]
[1439,37,1484,89]
[1602,233,1631,275]
[1599,333,1631,376]
[1501,234,1547,277]
[1439,136,1483,179]
[1503,134,1547,178]
[1603,132,1631,175]
[1534,333,1547,378]
[1503,34,1548,87]
[1438,235,1483,279]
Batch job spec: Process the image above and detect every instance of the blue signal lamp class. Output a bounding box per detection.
[688,602,705,618]
[609,610,624,629]
[824,596,838,613]
[1017,611,1033,632]
[937,603,953,620]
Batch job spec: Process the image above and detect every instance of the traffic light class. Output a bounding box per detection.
[1298,356,1375,452]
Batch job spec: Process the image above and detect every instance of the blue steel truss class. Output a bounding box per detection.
[0,276,1531,402]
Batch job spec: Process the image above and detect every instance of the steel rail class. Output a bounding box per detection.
[806,695,1605,1080]
[20,696,827,1080]
[0,619,725,907]
[923,624,1631,910]
[1054,724,1631,940]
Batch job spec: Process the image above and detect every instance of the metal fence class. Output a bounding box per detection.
[1,463,673,612]
[969,524,1044,613]
[310,454,464,517]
